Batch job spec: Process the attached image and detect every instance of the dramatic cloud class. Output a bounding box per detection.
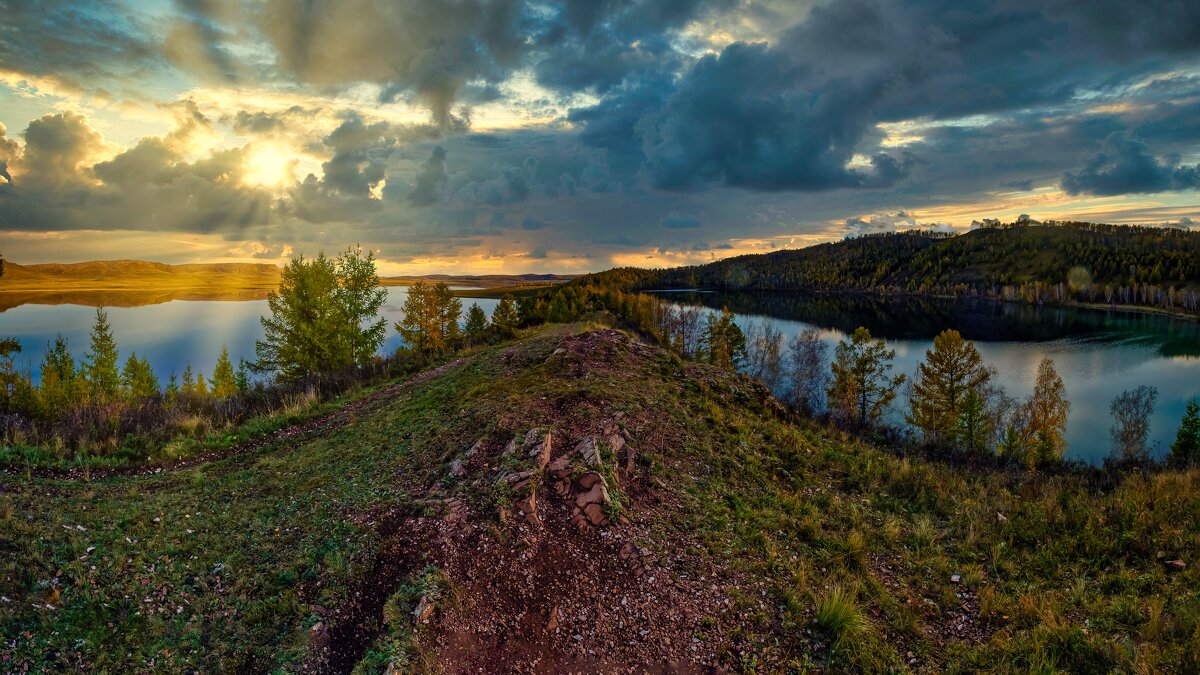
[1062,132,1200,195]
[1,0,1199,271]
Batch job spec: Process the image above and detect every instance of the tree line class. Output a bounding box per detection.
[577,221,1200,315]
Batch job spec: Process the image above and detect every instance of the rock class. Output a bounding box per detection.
[442,498,466,524]
[525,428,553,470]
[546,605,560,631]
[553,479,572,497]
[616,514,631,527]
[497,506,511,523]
[996,512,1008,524]
[525,511,543,527]
[577,471,604,489]
[1165,559,1186,571]
[576,436,603,468]
[619,542,642,561]
[950,574,961,584]
[547,453,573,480]
[413,594,436,624]
[516,493,537,517]
[553,347,566,355]
[575,481,611,509]
[450,439,485,477]
[584,502,609,527]
[308,621,331,657]
[499,469,536,487]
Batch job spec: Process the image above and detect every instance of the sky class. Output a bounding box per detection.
[0,0,1198,275]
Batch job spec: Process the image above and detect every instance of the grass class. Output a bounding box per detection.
[1,322,1198,671]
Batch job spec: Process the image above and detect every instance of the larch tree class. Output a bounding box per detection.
[702,307,746,370]
[334,245,388,366]
[908,329,992,450]
[827,326,906,430]
[1026,357,1070,466]
[395,281,462,356]
[38,335,79,416]
[83,308,121,402]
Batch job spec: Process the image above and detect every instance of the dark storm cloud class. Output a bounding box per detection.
[408,145,449,206]
[0,0,160,92]
[1061,132,1200,196]
[258,0,526,126]
[661,214,700,230]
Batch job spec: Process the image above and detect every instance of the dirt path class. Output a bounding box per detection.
[0,356,475,483]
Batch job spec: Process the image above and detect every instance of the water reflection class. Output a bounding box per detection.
[657,291,1200,464]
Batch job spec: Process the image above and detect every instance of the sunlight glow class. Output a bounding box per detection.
[242,144,296,188]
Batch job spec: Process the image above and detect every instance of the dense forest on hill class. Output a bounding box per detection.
[580,222,1200,314]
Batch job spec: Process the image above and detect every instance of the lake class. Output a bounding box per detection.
[3,287,1197,464]
[0,287,498,387]
[658,291,1200,465]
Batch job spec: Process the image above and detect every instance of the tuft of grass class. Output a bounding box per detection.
[815,584,866,646]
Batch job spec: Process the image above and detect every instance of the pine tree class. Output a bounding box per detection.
[491,294,519,337]
[464,304,489,345]
[195,371,208,397]
[908,329,992,450]
[210,345,238,398]
[1026,357,1070,466]
[181,363,195,395]
[827,326,906,430]
[121,352,159,399]
[166,372,179,403]
[83,308,120,402]
[235,358,252,395]
[1170,398,1200,466]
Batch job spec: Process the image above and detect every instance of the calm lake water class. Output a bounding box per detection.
[659,291,1200,465]
[0,286,498,387]
[3,287,1197,464]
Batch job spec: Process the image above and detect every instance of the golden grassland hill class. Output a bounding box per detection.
[0,260,283,291]
[1,324,1197,672]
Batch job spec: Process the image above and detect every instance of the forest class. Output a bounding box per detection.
[579,221,1200,314]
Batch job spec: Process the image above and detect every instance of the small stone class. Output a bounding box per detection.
[1165,559,1186,571]
[413,594,436,624]
[546,605,560,631]
[996,512,1008,523]
[950,574,961,584]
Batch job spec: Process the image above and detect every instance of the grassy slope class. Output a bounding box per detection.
[2,324,1198,672]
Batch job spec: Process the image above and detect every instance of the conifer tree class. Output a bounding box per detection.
[827,326,905,430]
[464,304,489,345]
[83,308,120,402]
[121,352,159,399]
[395,281,461,355]
[702,307,746,370]
[491,294,519,337]
[181,363,196,395]
[908,329,992,449]
[195,371,207,397]
[210,345,238,398]
[235,358,252,395]
[38,335,78,415]
[1170,398,1200,466]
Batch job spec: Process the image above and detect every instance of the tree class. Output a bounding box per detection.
[121,352,159,399]
[744,321,784,392]
[464,304,489,346]
[195,371,208,397]
[0,338,20,399]
[908,329,992,450]
[1026,357,1070,466]
[210,345,238,398]
[235,358,253,395]
[786,327,829,415]
[83,308,120,402]
[827,327,906,430]
[1108,385,1158,465]
[335,245,388,365]
[491,294,519,337]
[255,254,349,381]
[1170,398,1200,466]
[395,281,462,356]
[38,335,79,415]
[702,307,746,370]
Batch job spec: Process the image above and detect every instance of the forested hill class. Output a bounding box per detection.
[579,221,1200,313]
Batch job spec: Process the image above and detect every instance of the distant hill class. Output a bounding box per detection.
[0,260,578,295]
[0,260,283,292]
[580,221,1200,314]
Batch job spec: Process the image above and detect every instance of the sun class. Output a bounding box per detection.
[242,144,296,188]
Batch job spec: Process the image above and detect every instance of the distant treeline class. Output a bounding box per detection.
[577,221,1200,314]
